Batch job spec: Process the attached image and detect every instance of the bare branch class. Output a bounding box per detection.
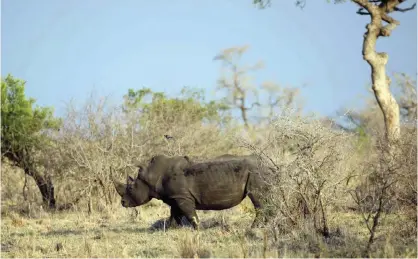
[245,102,261,111]
[394,2,416,11]
[357,8,371,15]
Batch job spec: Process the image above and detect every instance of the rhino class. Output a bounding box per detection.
[112,154,269,230]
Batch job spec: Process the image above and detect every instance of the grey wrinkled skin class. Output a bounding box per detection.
[112,154,269,230]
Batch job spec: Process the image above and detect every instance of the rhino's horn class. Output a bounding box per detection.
[110,166,126,197]
[113,180,126,197]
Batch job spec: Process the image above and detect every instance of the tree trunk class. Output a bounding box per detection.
[363,18,400,143]
[3,150,57,210]
[24,167,56,209]
[240,105,249,129]
[353,0,402,144]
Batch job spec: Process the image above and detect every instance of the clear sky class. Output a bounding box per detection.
[1,0,416,119]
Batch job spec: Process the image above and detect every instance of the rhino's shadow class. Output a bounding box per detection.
[107,226,153,234]
[149,217,191,231]
[42,226,152,236]
[150,217,231,231]
[44,229,85,236]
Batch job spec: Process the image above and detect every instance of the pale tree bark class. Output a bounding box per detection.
[352,0,416,144]
[352,2,416,255]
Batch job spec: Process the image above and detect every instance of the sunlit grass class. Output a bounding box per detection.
[2,200,416,258]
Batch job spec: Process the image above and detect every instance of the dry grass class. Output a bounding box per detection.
[1,196,255,258]
[2,202,416,258]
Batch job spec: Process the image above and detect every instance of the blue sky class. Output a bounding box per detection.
[2,0,416,119]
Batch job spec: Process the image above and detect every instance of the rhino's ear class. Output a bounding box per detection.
[136,165,144,179]
[133,160,142,168]
[128,176,135,183]
[183,156,191,163]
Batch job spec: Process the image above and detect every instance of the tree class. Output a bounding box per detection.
[213,45,262,128]
[1,75,62,209]
[352,0,415,144]
[260,81,303,118]
[252,0,416,144]
[214,46,303,127]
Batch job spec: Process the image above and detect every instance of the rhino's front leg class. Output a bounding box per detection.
[174,198,200,230]
[168,206,183,228]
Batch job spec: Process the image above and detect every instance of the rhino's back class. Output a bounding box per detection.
[183,158,254,210]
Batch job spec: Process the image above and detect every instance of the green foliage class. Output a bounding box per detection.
[353,126,371,154]
[122,87,153,111]
[1,74,61,163]
[122,86,230,126]
[253,0,271,8]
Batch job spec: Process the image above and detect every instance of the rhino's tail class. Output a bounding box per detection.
[243,171,252,198]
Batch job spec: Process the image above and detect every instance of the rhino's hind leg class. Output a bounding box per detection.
[173,198,200,230]
[246,172,269,228]
[248,192,265,228]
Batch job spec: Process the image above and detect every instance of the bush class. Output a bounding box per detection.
[350,125,417,256]
[237,112,356,236]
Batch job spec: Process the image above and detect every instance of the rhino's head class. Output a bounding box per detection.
[112,155,192,207]
[112,166,152,208]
